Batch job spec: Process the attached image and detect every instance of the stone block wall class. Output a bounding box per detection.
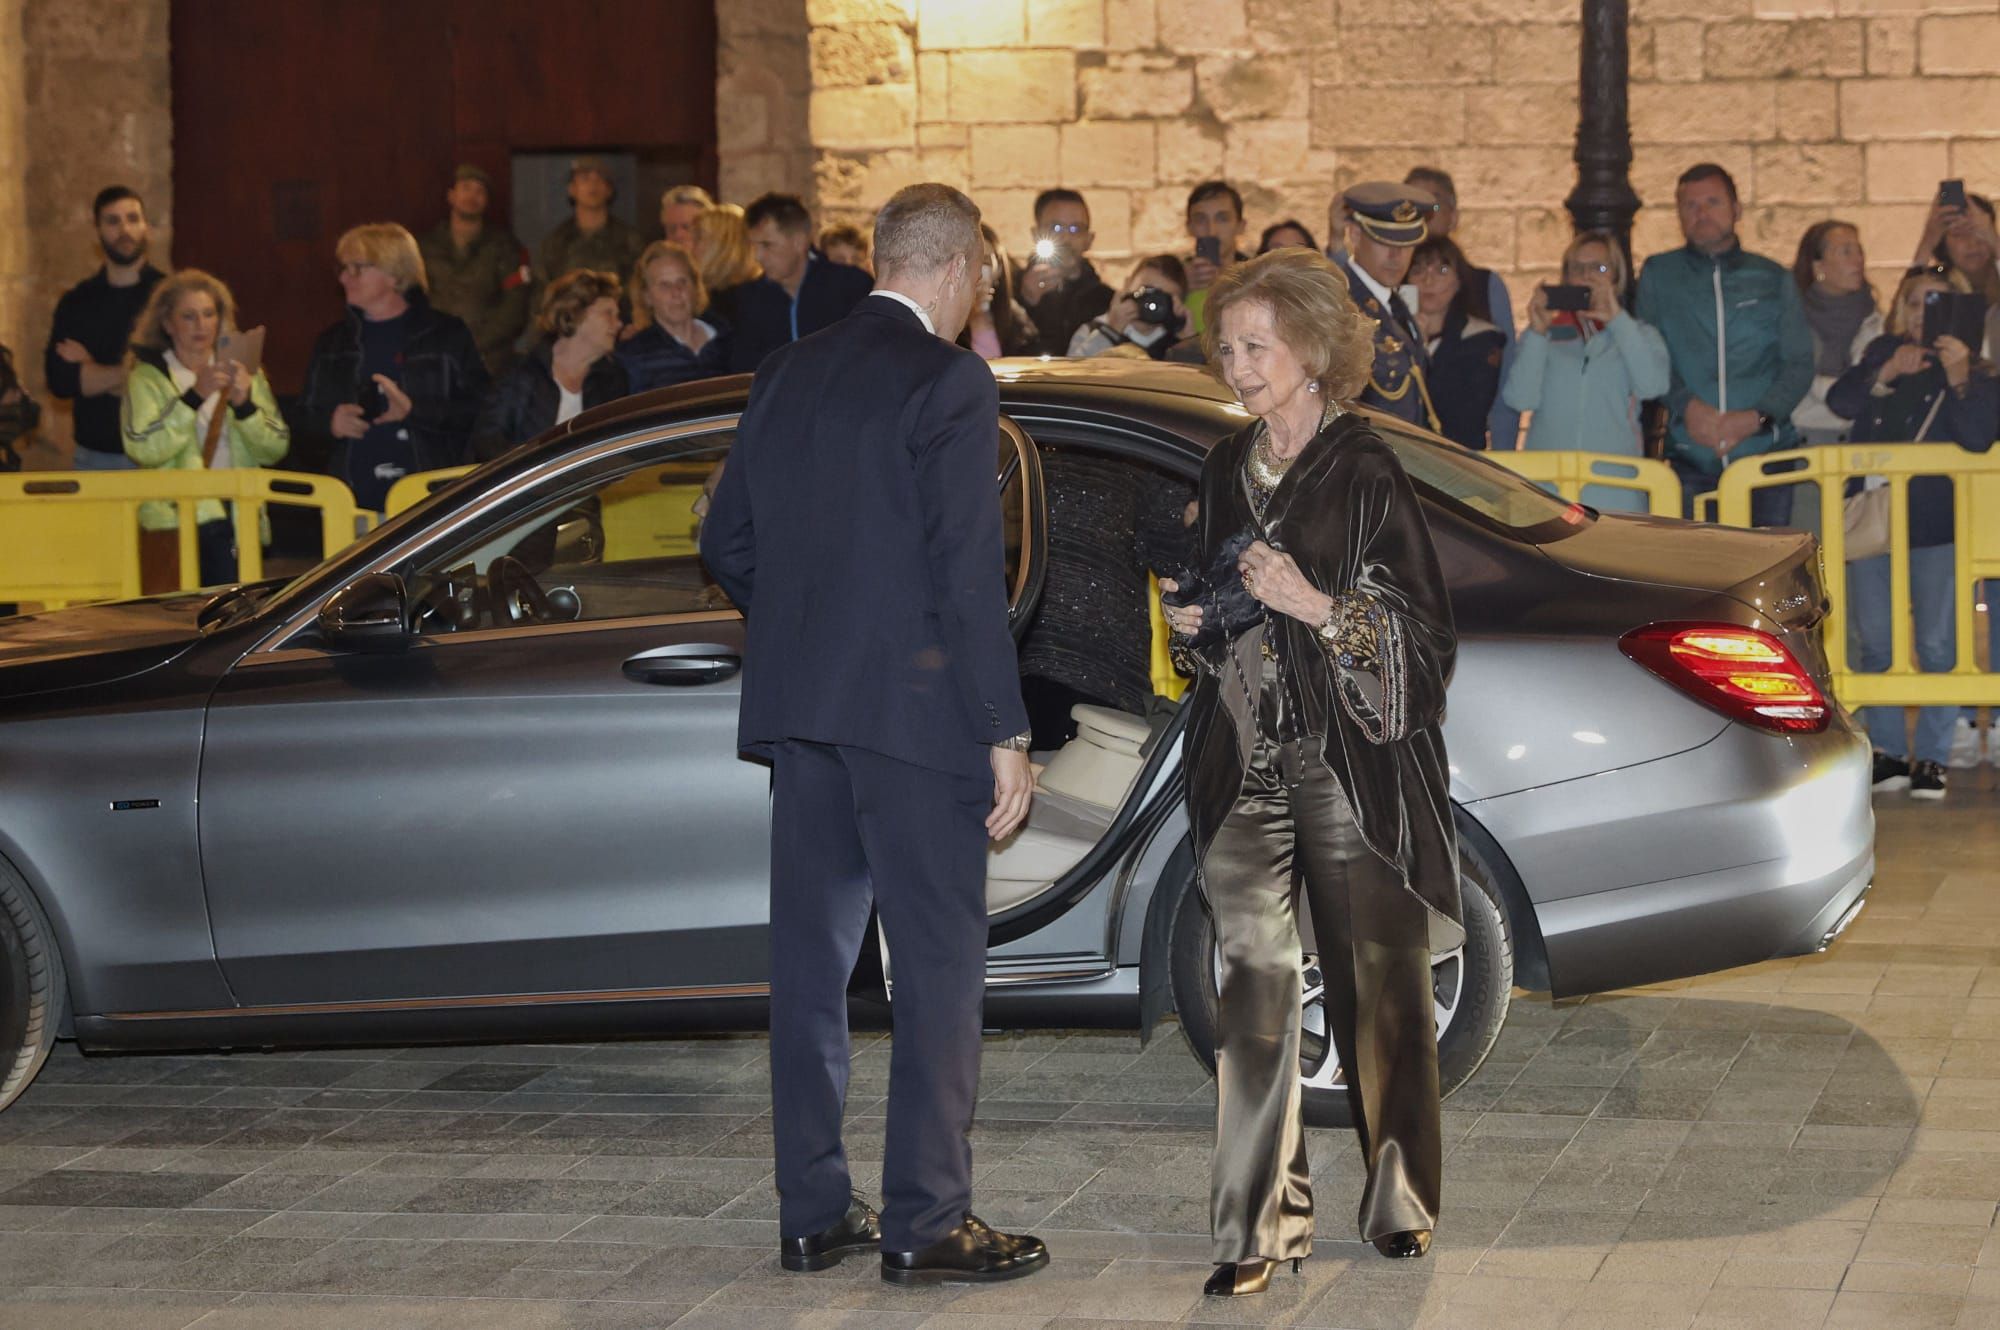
[743,0,2000,314]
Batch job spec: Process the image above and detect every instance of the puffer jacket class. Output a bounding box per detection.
[121,346,289,531]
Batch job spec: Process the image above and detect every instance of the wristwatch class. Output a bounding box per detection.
[997,730,1033,753]
[1755,410,1776,435]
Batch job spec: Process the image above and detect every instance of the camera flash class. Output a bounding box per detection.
[1033,238,1057,260]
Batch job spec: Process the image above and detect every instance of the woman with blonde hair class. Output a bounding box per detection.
[691,203,761,305]
[300,222,488,511]
[121,269,289,587]
[618,241,729,393]
[1159,248,1460,1297]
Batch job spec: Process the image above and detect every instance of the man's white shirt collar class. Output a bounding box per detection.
[870,289,935,335]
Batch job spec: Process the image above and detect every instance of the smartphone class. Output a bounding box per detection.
[1195,235,1221,266]
[1939,178,1969,210]
[1923,289,1987,350]
[356,379,390,422]
[1544,283,1591,312]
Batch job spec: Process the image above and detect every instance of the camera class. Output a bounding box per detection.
[1939,178,1969,211]
[356,379,390,423]
[1132,286,1182,333]
[1544,284,1591,313]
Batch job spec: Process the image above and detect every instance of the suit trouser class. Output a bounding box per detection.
[1203,724,1441,1261]
[768,739,992,1251]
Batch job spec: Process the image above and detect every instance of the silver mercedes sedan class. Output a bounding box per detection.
[0,358,1873,1124]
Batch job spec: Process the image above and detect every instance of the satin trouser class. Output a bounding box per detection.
[1203,724,1442,1262]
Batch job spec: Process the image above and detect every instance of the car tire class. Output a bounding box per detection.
[1169,832,1513,1129]
[0,859,63,1115]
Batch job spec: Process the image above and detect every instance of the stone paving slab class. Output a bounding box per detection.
[0,781,1995,1328]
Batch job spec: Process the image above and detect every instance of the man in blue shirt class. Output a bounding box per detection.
[724,193,875,373]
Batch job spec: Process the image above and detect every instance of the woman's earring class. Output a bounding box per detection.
[1307,381,1320,393]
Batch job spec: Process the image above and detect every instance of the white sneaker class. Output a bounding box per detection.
[1949,718,1983,770]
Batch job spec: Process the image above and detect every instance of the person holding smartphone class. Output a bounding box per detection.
[1183,181,1251,336]
[1914,182,2000,315]
[1016,189,1111,356]
[300,224,489,512]
[1827,268,1998,803]
[1502,232,1670,512]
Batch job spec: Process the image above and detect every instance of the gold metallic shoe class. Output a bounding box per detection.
[1372,1229,1431,1259]
[1201,1257,1302,1297]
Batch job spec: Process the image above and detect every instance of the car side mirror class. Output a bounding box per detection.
[319,573,412,652]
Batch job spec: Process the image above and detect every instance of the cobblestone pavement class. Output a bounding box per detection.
[1,780,1995,1329]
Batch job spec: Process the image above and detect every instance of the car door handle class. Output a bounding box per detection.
[621,644,742,685]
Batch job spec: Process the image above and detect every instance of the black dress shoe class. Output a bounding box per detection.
[1372,1229,1431,1259]
[881,1213,1049,1285]
[780,1197,882,1272]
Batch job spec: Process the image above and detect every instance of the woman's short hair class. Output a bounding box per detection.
[874,183,981,279]
[336,223,428,295]
[1408,234,1490,323]
[539,269,623,340]
[129,269,238,357]
[1200,249,1377,400]
[1564,229,1631,293]
[630,242,706,330]
[692,204,760,291]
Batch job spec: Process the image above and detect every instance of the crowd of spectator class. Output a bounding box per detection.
[6,156,2000,796]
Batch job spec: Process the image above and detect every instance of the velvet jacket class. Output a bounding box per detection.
[1181,410,1463,949]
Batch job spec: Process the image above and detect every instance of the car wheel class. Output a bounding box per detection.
[0,859,64,1114]
[1169,833,1513,1129]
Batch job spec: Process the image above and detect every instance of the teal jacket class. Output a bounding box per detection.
[1634,241,1815,477]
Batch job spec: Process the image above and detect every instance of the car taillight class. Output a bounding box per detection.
[1618,623,1829,734]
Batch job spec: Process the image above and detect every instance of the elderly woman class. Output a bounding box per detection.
[1159,249,1460,1298]
[618,241,729,393]
[473,269,629,460]
[121,269,289,587]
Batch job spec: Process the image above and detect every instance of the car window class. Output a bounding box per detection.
[407,435,734,634]
[1377,428,1588,542]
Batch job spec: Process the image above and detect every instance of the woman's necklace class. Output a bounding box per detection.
[1245,397,1341,514]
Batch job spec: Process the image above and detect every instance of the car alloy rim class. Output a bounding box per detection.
[1210,939,1467,1094]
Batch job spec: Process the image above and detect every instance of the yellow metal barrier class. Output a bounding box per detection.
[1487,449,1680,515]
[0,469,366,608]
[1716,444,2000,708]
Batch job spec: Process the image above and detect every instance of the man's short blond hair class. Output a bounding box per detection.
[1200,249,1377,399]
[336,223,428,294]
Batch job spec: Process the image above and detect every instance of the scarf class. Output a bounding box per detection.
[1801,283,1877,377]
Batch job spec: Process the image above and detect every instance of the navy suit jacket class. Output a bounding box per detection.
[721,256,877,374]
[699,296,1030,780]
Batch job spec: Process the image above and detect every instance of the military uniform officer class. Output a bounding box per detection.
[419,165,532,378]
[1333,181,1441,432]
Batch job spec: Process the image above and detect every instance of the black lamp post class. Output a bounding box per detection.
[1564,0,1641,270]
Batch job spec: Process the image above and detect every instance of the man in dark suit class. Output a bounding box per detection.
[721,192,877,374]
[1334,181,1442,432]
[700,183,1048,1287]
